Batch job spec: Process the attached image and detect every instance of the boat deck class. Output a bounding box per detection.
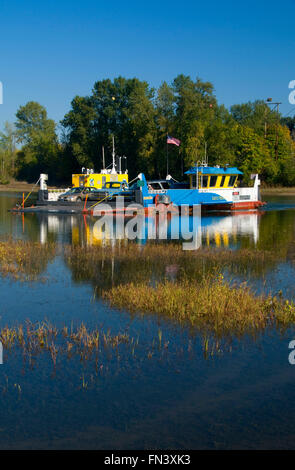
[9,200,149,215]
[9,200,182,215]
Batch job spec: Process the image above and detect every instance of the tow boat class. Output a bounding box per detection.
[137,165,265,211]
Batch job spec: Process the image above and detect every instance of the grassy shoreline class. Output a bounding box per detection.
[0,181,64,192]
[261,187,295,195]
[0,182,38,192]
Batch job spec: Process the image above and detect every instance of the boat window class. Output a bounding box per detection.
[201,176,208,188]
[228,175,237,187]
[161,182,170,189]
[149,182,162,190]
[220,175,226,187]
[104,182,121,189]
[171,182,190,189]
[209,175,218,187]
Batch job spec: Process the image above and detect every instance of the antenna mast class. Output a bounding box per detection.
[102,146,105,170]
[204,141,208,166]
[111,135,116,174]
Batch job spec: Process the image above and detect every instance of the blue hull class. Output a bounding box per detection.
[139,174,231,208]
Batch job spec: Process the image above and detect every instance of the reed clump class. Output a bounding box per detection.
[0,321,132,366]
[0,240,55,280]
[103,275,295,338]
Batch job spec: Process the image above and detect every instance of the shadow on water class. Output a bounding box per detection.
[1,193,295,448]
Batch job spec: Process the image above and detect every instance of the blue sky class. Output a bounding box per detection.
[0,0,295,129]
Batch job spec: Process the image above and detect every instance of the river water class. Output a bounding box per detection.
[0,191,295,449]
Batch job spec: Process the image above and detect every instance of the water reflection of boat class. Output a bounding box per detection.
[36,210,260,249]
[201,212,261,246]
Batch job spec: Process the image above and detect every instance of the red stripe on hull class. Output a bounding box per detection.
[203,201,266,211]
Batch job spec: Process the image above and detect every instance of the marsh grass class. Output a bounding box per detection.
[0,240,294,361]
[103,275,295,339]
[0,240,55,280]
[65,243,295,343]
[0,321,132,368]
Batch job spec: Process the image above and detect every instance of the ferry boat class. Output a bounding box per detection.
[137,164,265,211]
[12,156,265,214]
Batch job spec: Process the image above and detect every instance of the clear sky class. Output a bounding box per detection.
[0,0,295,129]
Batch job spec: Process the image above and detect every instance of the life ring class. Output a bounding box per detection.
[154,194,159,206]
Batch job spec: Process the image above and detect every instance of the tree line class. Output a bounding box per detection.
[1,75,295,186]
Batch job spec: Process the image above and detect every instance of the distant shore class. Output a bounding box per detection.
[261,187,295,195]
[0,181,61,192]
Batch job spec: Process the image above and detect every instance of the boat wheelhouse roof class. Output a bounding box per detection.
[185,166,243,175]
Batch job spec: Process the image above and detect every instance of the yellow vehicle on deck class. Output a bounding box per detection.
[72,139,129,188]
[72,171,129,189]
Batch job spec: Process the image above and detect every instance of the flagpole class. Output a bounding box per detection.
[180,147,183,176]
[166,133,169,176]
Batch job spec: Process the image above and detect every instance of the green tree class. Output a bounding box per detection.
[0,122,17,182]
[62,77,157,176]
[266,124,295,185]
[154,81,176,176]
[230,100,279,136]
[15,101,59,181]
[59,75,295,186]
[232,125,276,183]
[204,105,237,166]
[61,95,96,169]
[173,75,216,169]
[281,116,295,141]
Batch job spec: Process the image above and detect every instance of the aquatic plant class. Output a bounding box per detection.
[0,320,133,367]
[103,274,295,339]
[0,240,55,280]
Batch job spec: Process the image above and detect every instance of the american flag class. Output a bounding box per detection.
[167,135,181,146]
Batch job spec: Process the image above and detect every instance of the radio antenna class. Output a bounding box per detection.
[111,135,116,174]
[102,146,105,170]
